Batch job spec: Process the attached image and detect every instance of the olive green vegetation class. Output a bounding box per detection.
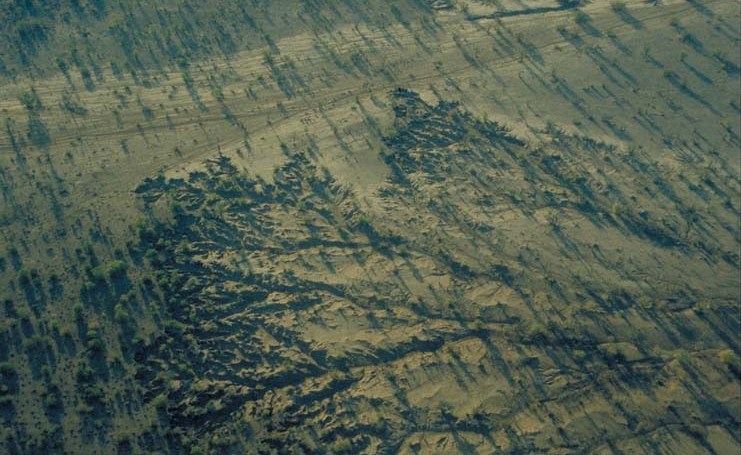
[0,0,739,454]
[0,0,428,81]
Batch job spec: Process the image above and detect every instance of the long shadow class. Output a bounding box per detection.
[575,11,602,37]
[607,32,632,56]
[466,1,583,21]
[612,4,643,30]
[681,59,713,85]
[685,0,714,18]
[663,71,720,115]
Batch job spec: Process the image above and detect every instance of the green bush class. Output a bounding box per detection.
[76,361,94,383]
[610,1,626,12]
[574,10,589,25]
[18,268,33,285]
[114,303,129,324]
[90,266,106,282]
[0,362,16,377]
[27,115,51,148]
[328,437,353,453]
[86,330,104,352]
[719,349,740,371]
[18,90,41,111]
[73,302,85,320]
[106,260,128,279]
[151,393,168,410]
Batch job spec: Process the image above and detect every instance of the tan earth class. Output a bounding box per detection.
[0,0,739,454]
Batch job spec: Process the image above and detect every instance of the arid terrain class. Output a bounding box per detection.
[0,0,739,454]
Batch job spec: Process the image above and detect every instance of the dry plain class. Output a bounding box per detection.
[0,0,739,454]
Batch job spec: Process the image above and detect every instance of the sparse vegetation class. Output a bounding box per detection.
[0,0,737,454]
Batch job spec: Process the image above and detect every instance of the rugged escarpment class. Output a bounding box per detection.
[130,90,740,454]
[0,0,739,453]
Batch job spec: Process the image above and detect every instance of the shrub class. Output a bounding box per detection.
[719,349,740,371]
[27,115,50,148]
[0,396,14,408]
[18,90,41,111]
[610,1,626,12]
[18,268,32,285]
[76,361,94,383]
[106,260,128,279]
[114,303,129,325]
[80,280,96,294]
[574,10,589,25]
[674,349,691,365]
[61,93,88,115]
[0,362,16,377]
[523,322,548,343]
[328,437,353,453]
[76,402,93,414]
[144,248,159,263]
[151,393,168,410]
[90,266,106,282]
